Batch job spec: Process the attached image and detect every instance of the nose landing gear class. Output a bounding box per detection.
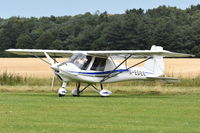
[58,81,67,97]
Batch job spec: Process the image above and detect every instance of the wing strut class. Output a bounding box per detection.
[101,56,153,83]
[32,53,51,65]
[100,54,132,82]
[31,52,58,65]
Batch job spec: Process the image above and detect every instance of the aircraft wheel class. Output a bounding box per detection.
[71,89,82,96]
[99,90,112,97]
[58,88,67,97]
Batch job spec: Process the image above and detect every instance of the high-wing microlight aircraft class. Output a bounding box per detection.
[6,45,193,97]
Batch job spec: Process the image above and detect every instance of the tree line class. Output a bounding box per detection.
[1,5,200,57]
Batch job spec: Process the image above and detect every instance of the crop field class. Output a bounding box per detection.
[0,58,200,133]
[0,58,200,78]
[0,58,66,78]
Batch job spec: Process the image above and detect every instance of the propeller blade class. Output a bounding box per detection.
[51,73,55,91]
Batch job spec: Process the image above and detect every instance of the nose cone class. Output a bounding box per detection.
[51,63,59,71]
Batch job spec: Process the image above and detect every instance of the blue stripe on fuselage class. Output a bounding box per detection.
[68,69,129,75]
[67,69,154,76]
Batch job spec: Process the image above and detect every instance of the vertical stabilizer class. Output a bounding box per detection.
[144,45,164,76]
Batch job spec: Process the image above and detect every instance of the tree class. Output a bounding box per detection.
[16,34,34,48]
[1,5,200,57]
[35,32,55,49]
[50,39,64,50]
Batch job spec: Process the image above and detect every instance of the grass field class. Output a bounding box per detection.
[1,58,200,133]
[0,92,200,133]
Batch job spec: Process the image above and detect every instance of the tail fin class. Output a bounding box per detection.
[144,45,164,76]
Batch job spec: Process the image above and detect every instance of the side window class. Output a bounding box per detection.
[81,56,92,70]
[91,57,106,71]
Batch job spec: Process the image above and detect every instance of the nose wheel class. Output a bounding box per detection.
[58,82,67,97]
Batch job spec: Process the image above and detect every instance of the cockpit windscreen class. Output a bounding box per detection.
[68,53,92,70]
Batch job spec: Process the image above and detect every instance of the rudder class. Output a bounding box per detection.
[144,45,164,76]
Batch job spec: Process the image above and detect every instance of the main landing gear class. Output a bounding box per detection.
[58,82,112,97]
[89,83,112,97]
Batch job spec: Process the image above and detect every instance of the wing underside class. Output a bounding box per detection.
[6,47,193,58]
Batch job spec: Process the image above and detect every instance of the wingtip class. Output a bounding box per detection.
[5,49,10,51]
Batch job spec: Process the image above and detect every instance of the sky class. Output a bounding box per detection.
[0,0,200,18]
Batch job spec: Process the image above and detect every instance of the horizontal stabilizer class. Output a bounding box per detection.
[146,77,180,82]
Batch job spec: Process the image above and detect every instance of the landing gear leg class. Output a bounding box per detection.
[71,83,91,96]
[71,82,81,96]
[58,81,67,97]
[77,82,80,96]
[100,83,103,90]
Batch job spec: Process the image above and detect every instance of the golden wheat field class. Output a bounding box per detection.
[0,58,199,78]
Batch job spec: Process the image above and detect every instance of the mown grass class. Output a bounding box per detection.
[0,92,200,133]
[1,72,200,133]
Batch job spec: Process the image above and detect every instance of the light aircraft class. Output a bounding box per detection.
[6,45,193,97]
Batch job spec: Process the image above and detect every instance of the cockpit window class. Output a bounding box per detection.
[81,56,92,70]
[68,53,92,70]
[91,57,106,71]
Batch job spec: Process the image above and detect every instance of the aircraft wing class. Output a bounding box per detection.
[86,50,193,58]
[6,46,193,58]
[5,49,84,57]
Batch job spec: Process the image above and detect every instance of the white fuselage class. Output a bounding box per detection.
[54,56,157,84]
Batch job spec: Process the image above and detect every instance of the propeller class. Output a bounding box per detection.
[51,73,55,91]
[44,52,68,90]
[44,52,59,90]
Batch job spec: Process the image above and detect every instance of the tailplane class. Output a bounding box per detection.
[144,45,164,76]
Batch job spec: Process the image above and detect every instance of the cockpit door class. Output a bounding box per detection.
[90,57,107,71]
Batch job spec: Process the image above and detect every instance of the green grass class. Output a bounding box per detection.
[1,72,200,132]
[0,92,200,133]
